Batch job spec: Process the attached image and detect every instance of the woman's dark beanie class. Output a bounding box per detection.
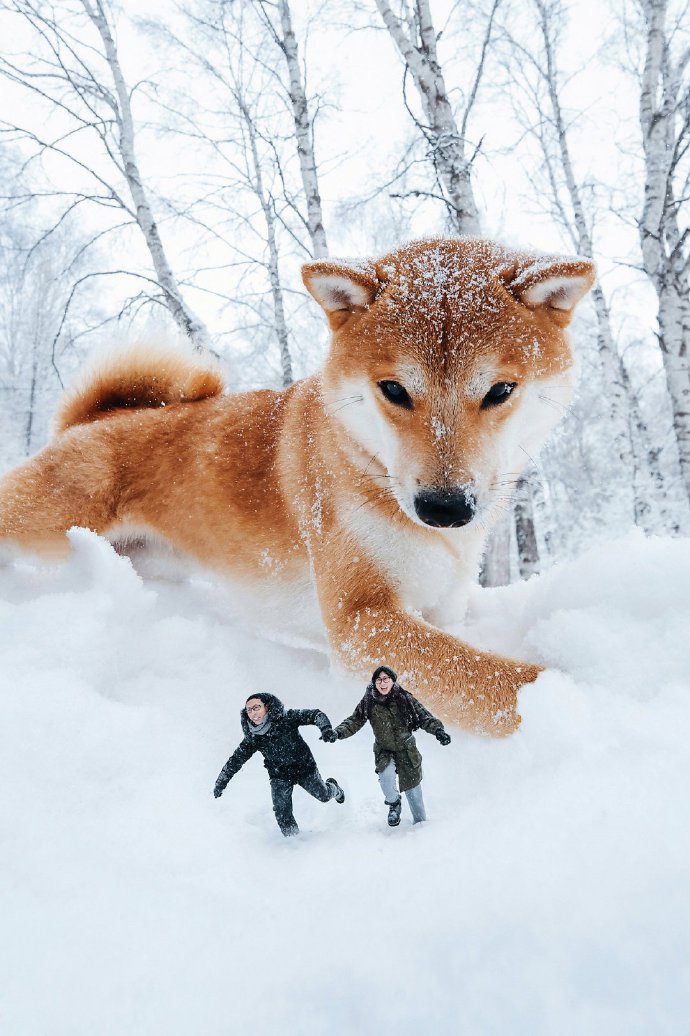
[371,665,397,685]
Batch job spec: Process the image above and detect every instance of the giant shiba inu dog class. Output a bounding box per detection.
[0,238,594,735]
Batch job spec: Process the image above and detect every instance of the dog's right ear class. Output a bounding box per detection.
[302,260,380,331]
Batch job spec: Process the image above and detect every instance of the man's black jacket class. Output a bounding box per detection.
[215,693,333,788]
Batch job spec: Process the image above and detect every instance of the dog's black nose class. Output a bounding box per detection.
[414,487,476,528]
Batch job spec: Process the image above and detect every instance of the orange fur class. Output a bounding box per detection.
[0,238,595,735]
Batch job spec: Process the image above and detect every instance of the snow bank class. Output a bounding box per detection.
[1,528,689,1034]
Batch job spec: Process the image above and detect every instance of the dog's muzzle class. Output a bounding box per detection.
[414,487,477,528]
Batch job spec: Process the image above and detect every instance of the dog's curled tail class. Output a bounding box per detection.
[55,345,225,435]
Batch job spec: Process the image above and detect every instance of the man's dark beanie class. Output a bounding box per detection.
[371,665,397,685]
[245,692,270,705]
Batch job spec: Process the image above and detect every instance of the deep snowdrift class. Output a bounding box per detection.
[1,528,689,1035]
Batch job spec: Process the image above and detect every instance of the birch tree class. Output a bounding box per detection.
[618,342,682,531]
[373,0,499,234]
[636,0,690,507]
[501,0,645,532]
[147,1,300,385]
[534,0,636,505]
[253,0,329,259]
[0,0,211,350]
[238,88,294,386]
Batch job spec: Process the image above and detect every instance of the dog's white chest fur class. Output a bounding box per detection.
[342,503,483,623]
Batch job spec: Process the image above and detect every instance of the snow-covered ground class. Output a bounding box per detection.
[1,528,689,1035]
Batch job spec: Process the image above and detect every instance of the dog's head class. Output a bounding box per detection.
[303,238,594,531]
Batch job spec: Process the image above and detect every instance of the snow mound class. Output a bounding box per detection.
[1,528,689,1034]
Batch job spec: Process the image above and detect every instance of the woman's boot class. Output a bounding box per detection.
[386,797,402,827]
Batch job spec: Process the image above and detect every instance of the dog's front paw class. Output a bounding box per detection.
[484,701,522,737]
[466,659,542,737]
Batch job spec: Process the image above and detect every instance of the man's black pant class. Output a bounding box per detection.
[269,767,334,837]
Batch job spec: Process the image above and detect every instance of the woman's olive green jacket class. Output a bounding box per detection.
[334,686,445,793]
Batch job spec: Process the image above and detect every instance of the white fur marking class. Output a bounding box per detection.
[465,368,497,400]
[396,363,427,397]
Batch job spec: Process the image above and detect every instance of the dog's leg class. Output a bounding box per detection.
[0,432,117,561]
[311,534,541,736]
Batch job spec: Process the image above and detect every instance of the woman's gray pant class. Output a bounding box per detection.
[378,759,427,823]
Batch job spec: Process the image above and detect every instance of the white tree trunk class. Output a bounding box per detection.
[534,0,638,517]
[514,474,540,579]
[658,286,690,495]
[241,97,294,387]
[84,0,212,351]
[24,348,38,456]
[480,510,512,587]
[637,0,690,506]
[278,0,329,259]
[374,0,481,235]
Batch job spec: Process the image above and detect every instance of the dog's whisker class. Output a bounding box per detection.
[518,444,544,471]
[358,475,400,487]
[326,398,363,416]
[362,453,382,478]
[351,483,397,517]
[322,393,362,407]
[538,394,569,414]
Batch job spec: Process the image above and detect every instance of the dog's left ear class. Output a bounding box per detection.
[503,255,595,326]
[302,260,380,332]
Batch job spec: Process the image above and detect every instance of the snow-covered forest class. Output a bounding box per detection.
[1,0,689,573]
[2,1,690,1033]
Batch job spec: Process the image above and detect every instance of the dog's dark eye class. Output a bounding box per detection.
[378,380,413,409]
[481,382,517,410]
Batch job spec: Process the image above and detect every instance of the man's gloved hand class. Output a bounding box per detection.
[321,728,338,743]
[213,783,225,798]
[436,730,451,746]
